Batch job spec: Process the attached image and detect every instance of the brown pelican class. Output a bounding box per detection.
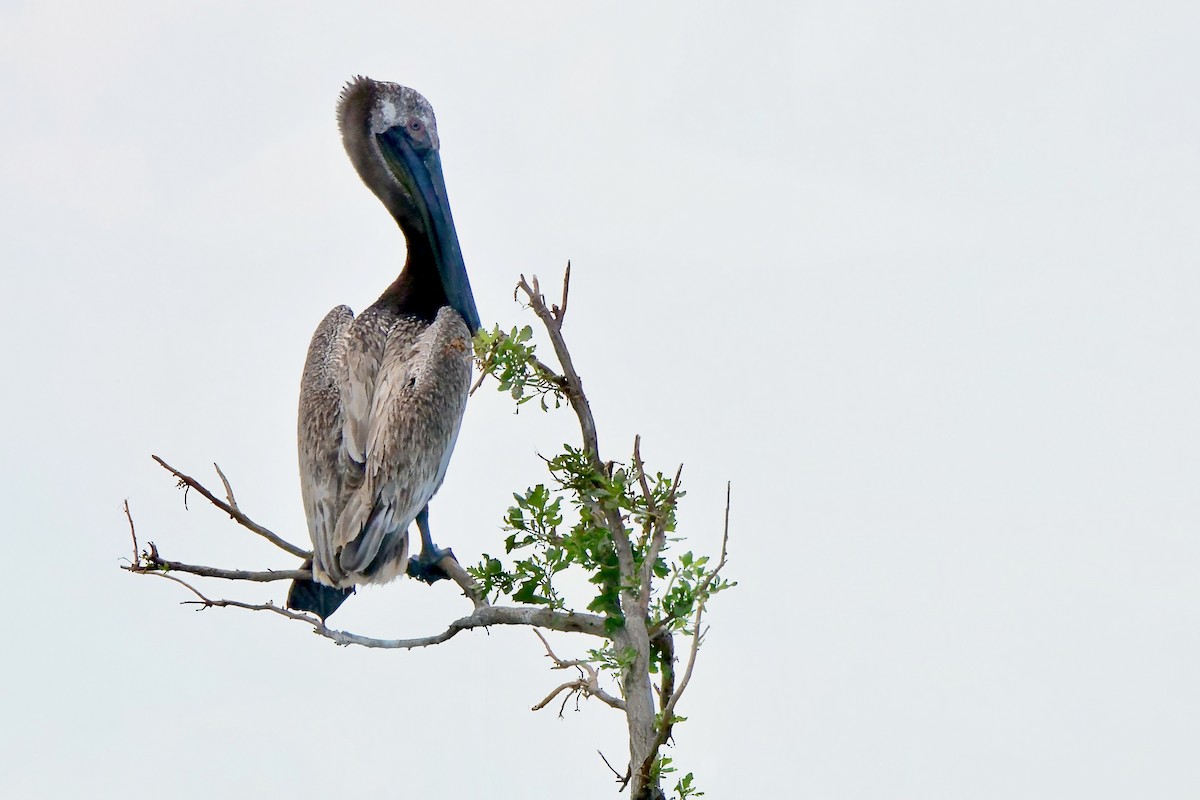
[286,77,481,619]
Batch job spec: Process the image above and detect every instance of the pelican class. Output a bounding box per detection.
[286,77,481,620]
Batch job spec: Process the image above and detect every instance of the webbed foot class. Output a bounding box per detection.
[407,547,456,584]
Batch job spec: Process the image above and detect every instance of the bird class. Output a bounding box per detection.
[286,77,481,620]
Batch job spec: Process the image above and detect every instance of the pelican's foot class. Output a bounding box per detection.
[407,547,456,585]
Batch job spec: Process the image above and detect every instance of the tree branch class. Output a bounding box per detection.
[125,541,309,582]
[135,550,610,649]
[516,268,600,467]
[641,483,732,776]
[152,455,310,558]
[634,437,684,610]
[531,631,626,713]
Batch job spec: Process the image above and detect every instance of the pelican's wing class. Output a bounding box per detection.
[335,308,473,581]
[297,304,355,585]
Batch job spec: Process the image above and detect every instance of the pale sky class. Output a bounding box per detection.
[2,2,1198,798]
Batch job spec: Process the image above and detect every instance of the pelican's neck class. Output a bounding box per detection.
[374,224,447,322]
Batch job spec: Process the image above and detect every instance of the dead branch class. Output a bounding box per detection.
[598,749,632,791]
[321,604,609,649]
[152,455,310,558]
[126,542,308,582]
[124,499,138,565]
[516,268,600,467]
[141,570,323,624]
[531,631,626,713]
[137,556,610,649]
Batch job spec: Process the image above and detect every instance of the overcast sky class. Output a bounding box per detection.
[2,2,1198,798]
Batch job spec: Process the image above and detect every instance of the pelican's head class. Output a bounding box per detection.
[337,76,480,332]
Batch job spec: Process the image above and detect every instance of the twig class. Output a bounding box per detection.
[124,500,139,565]
[632,436,656,513]
[553,260,571,322]
[142,570,323,626]
[531,631,626,712]
[598,750,632,792]
[152,455,310,559]
[691,481,731,602]
[214,462,237,510]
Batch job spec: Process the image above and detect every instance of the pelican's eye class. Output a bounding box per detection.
[409,120,423,133]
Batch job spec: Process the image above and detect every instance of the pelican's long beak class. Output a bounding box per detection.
[376,128,482,332]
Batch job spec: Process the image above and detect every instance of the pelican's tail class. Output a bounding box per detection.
[286,560,354,620]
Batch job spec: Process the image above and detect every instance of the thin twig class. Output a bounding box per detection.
[152,455,310,558]
[124,500,139,565]
[691,481,731,603]
[142,570,323,626]
[554,260,571,322]
[531,680,588,714]
[632,436,655,513]
[214,462,237,510]
[598,750,631,792]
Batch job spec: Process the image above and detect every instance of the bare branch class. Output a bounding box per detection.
[554,260,571,322]
[133,549,610,648]
[214,462,237,510]
[598,750,632,792]
[140,570,323,626]
[124,499,139,565]
[633,435,656,513]
[152,455,310,559]
[516,274,600,466]
[468,367,488,396]
[125,547,308,583]
[532,631,626,712]
[320,605,610,649]
[532,680,588,714]
[691,480,731,602]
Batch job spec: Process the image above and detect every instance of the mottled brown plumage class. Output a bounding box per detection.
[288,78,478,617]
